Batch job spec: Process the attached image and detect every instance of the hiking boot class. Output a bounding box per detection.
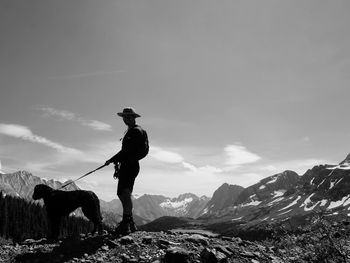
[114,221,131,236]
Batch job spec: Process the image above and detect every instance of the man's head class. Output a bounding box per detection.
[117,107,140,127]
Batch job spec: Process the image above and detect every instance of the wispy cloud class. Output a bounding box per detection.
[224,144,261,168]
[0,123,80,154]
[48,69,125,80]
[182,162,223,174]
[79,120,112,131]
[150,146,184,164]
[149,146,223,174]
[40,107,75,120]
[38,107,112,131]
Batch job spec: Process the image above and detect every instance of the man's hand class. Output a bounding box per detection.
[113,163,120,180]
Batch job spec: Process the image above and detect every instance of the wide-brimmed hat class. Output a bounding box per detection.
[117,107,141,118]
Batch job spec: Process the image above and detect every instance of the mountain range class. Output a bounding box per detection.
[1,153,350,233]
[0,170,209,224]
[198,153,350,225]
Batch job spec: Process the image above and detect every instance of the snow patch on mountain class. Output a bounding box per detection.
[266,176,278,184]
[301,193,316,211]
[267,190,286,206]
[310,177,315,185]
[317,178,327,188]
[320,199,328,207]
[278,196,301,211]
[273,190,285,198]
[259,185,266,190]
[241,199,262,207]
[328,195,350,210]
[326,163,350,171]
[160,198,193,209]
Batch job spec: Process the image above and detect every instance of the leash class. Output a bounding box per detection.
[59,164,107,189]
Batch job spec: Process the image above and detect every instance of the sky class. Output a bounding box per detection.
[1,0,350,201]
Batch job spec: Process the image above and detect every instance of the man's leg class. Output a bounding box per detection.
[118,187,133,217]
[115,165,138,235]
[114,186,129,235]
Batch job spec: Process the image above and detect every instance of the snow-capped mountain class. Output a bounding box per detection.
[340,153,350,165]
[100,193,209,222]
[4,153,350,229]
[0,170,210,223]
[201,183,244,215]
[132,193,209,221]
[159,193,209,218]
[199,154,350,226]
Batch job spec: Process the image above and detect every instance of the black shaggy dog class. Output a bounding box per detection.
[32,184,103,239]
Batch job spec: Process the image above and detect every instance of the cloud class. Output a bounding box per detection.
[79,120,112,131]
[182,162,222,174]
[38,107,112,131]
[224,144,261,167]
[40,107,75,120]
[0,123,80,154]
[149,146,223,176]
[150,146,184,163]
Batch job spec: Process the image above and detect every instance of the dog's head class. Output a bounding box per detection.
[32,184,54,200]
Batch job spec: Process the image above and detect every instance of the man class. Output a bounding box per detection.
[105,107,148,236]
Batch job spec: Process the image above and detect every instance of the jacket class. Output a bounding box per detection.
[109,125,145,164]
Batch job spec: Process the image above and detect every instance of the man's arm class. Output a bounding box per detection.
[105,151,123,165]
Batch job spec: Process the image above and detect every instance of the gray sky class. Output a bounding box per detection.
[1,0,349,201]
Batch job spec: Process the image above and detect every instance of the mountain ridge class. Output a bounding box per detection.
[2,153,350,231]
[0,171,210,223]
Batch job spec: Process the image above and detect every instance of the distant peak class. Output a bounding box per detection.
[11,170,33,177]
[340,153,350,164]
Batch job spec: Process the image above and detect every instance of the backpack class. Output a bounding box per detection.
[137,128,149,160]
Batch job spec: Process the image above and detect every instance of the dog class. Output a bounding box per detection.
[32,184,103,239]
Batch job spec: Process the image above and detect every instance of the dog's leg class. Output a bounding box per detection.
[49,216,61,240]
[82,206,103,235]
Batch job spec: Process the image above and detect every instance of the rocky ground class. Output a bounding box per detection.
[0,230,286,263]
[1,224,350,263]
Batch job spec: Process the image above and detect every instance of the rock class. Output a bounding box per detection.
[231,237,243,244]
[101,245,109,251]
[120,236,134,245]
[157,238,180,249]
[186,234,209,246]
[333,232,341,238]
[105,239,119,248]
[342,220,350,226]
[213,245,232,257]
[163,247,192,263]
[158,239,170,249]
[142,236,153,244]
[200,247,228,263]
[23,239,36,244]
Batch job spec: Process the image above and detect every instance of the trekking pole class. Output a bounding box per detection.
[59,164,107,189]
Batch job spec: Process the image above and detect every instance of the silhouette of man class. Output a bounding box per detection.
[105,107,147,235]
